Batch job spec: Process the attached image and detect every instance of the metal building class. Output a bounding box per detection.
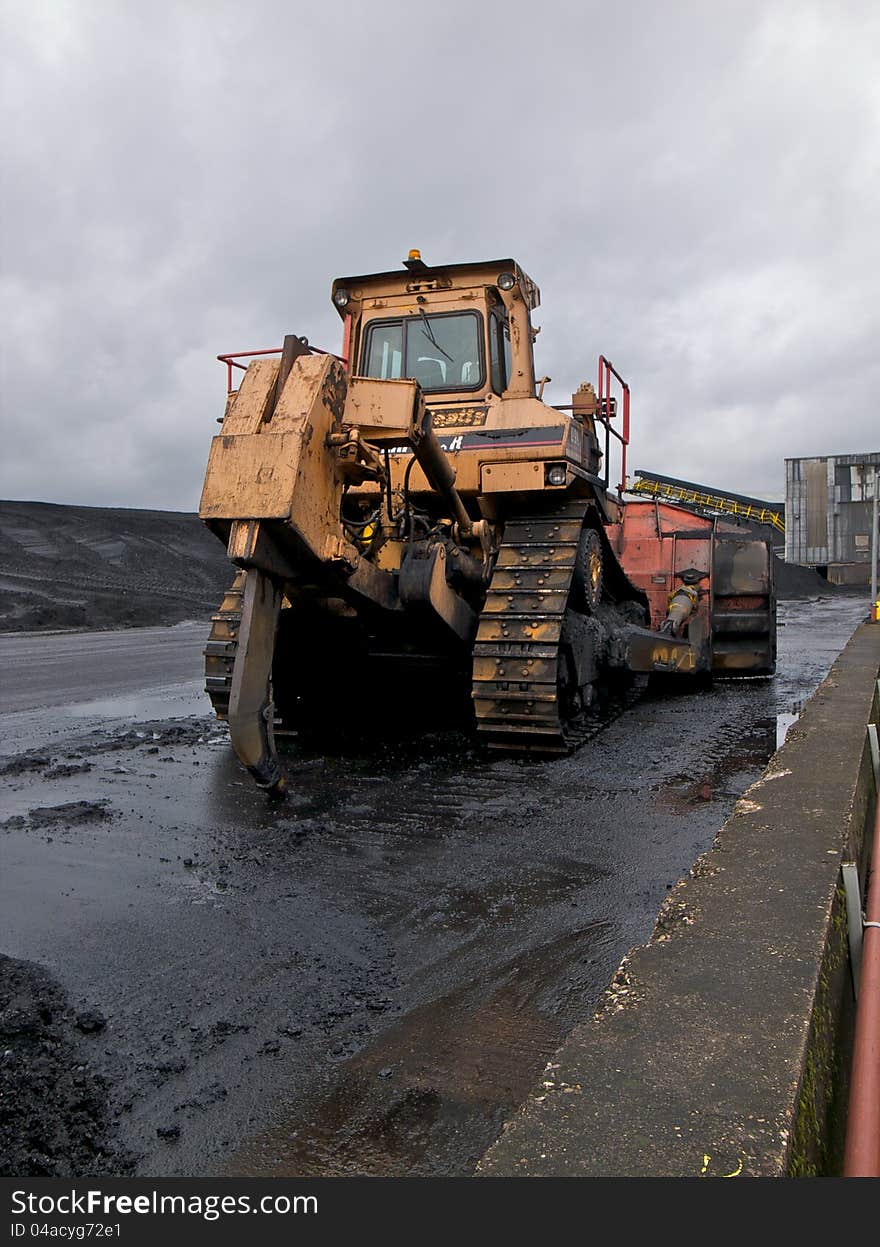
[785,452,880,584]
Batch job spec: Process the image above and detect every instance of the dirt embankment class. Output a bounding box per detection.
[0,500,231,631]
[0,500,841,635]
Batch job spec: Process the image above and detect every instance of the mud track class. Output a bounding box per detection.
[0,596,868,1176]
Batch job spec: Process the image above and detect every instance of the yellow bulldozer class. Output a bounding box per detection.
[200,252,775,795]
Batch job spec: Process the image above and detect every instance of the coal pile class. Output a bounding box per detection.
[0,498,856,629]
[774,555,841,600]
[0,500,231,631]
[0,955,134,1176]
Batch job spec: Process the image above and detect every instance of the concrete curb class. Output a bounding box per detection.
[479,620,880,1177]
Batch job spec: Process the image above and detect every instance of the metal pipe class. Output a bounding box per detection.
[659,586,698,635]
[410,416,473,536]
[844,793,880,1176]
[870,483,878,609]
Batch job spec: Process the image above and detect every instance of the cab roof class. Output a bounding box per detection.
[330,257,540,315]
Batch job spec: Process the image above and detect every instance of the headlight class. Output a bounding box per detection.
[333,287,350,308]
[546,464,567,486]
[497,271,516,291]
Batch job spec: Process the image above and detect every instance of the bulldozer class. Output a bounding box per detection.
[199,252,775,796]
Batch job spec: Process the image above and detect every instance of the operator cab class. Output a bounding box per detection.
[330,254,538,403]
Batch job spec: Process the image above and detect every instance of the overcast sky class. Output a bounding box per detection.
[1,0,877,510]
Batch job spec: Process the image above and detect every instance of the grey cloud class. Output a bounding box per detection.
[1,0,877,507]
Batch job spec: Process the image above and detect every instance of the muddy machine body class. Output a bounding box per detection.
[199,254,775,794]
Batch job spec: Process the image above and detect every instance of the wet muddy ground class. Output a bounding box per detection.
[0,595,870,1176]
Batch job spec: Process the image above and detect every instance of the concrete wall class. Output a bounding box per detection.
[828,562,875,587]
[479,620,880,1177]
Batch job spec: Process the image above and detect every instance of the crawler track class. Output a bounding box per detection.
[471,500,590,753]
[203,570,245,720]
[205,504,624,754]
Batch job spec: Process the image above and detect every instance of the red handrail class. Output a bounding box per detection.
[217,341,342,395]
[598,355,630,493]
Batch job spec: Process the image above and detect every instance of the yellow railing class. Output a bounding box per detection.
[628,477,785,534]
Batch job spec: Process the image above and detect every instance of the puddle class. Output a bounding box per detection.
[176,871,231,906]
[228,922,613,1177]
[652,716,778,812]
[60,682,205,722]
[415,867,609,934]
[1,683,207,755]
[775,711,799,748]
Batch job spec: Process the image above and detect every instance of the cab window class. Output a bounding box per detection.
[362,312,484,392]
[489,312,512,394]
[365,322,403,379]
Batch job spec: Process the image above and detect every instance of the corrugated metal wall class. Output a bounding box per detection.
[785,452,879,567]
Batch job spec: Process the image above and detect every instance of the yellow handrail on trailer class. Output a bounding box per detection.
[628,477,785,534]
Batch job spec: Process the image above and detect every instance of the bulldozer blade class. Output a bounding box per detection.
[227,569,286,797]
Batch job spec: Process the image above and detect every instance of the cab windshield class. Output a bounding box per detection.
[362,311,484,392]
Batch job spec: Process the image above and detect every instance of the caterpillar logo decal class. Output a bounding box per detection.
[429,406,489,428]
